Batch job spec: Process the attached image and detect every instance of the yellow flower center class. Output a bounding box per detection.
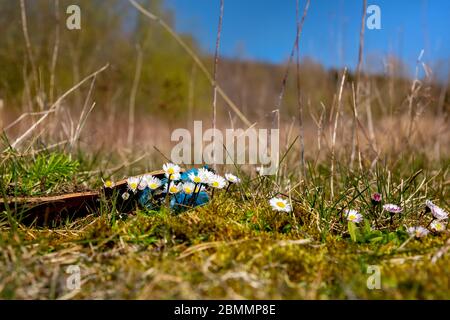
[213,181,219,187]
[105,180,112,187]
[276,201,286,208]
[130,183,137,190]
[168,168,175,174]
[185,188,192,194]
[170,186,178,193]
[149,183,158,189]
[194,176,201,183]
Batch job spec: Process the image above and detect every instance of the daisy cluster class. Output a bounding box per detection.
[344,195,448,239]
[403,200,447,238]
[267,190,448,240]
[109,163,241,213]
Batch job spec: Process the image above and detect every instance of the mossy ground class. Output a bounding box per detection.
[0,152,448,299]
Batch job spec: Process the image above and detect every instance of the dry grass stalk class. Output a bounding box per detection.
[350,83,362,170]
[70,75,98,147]
[295,0,311,181]
[212,0,224,170]
[9,64,109,150]
[19,0,40,109]
[330,68,347,199]
[128,0,252,128]
[49,0,60,104]
[127,45,143,147]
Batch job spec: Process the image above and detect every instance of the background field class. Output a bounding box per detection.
[0,0,449,299]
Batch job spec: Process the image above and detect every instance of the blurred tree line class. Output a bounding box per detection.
[0,0,213,121]
[0,0,447,127]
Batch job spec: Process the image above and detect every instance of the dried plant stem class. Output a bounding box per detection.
[22,63,33,112]
[309,102,326,165]
[269,0,309,178]
[4,111,54,132]
[330,68,347,199]
[295,0,310,181]
[70,76,98,147]
[350,84,357,169]
[188,64,197,127]
[355,0,369,161]
[350,83,362,170]
[353,0,379,165]
[127,45,143,147]
[129,0,251,128]
[212,0,224,170]
[356,0,367,86]
[434,78,448,159]
[365,89,377,152]
[407,50,424,140]
[274,0,310,115]
[10,64,109,150]
[49,0,60,103]
[19,0,40,106]
[0,100,3,130]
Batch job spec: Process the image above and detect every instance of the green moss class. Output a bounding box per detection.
[0,147,448,299]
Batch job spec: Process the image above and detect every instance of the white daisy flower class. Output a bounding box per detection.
[189,168,213,184]
[182,182,196,195]
[269,197,292,212]
[431,206,448,220]
[430,220,447,232]
[345,209,363,223]
[199,168,214,183]
[145,175,162,190]
[163,163,180,175]
[165,182,182,194]
[121,192,130,200]
[188,172,203,184]
[165,172,181,181]
[126,176,140,193]
[407,226,429,238]
[103,179,115,188]
[138,177,148,190]
[426,200,435,210]
[426,200,448,220]
[225,173,241,184]
[383,204,403,214]
[208,174,226,189]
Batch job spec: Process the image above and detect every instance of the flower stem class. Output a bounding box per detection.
[188,183,199,206]
[426,218,435,229]
[164,178,171,205]
[193,183,203,204]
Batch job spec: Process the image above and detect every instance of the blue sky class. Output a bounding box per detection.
[164,0,450,77]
